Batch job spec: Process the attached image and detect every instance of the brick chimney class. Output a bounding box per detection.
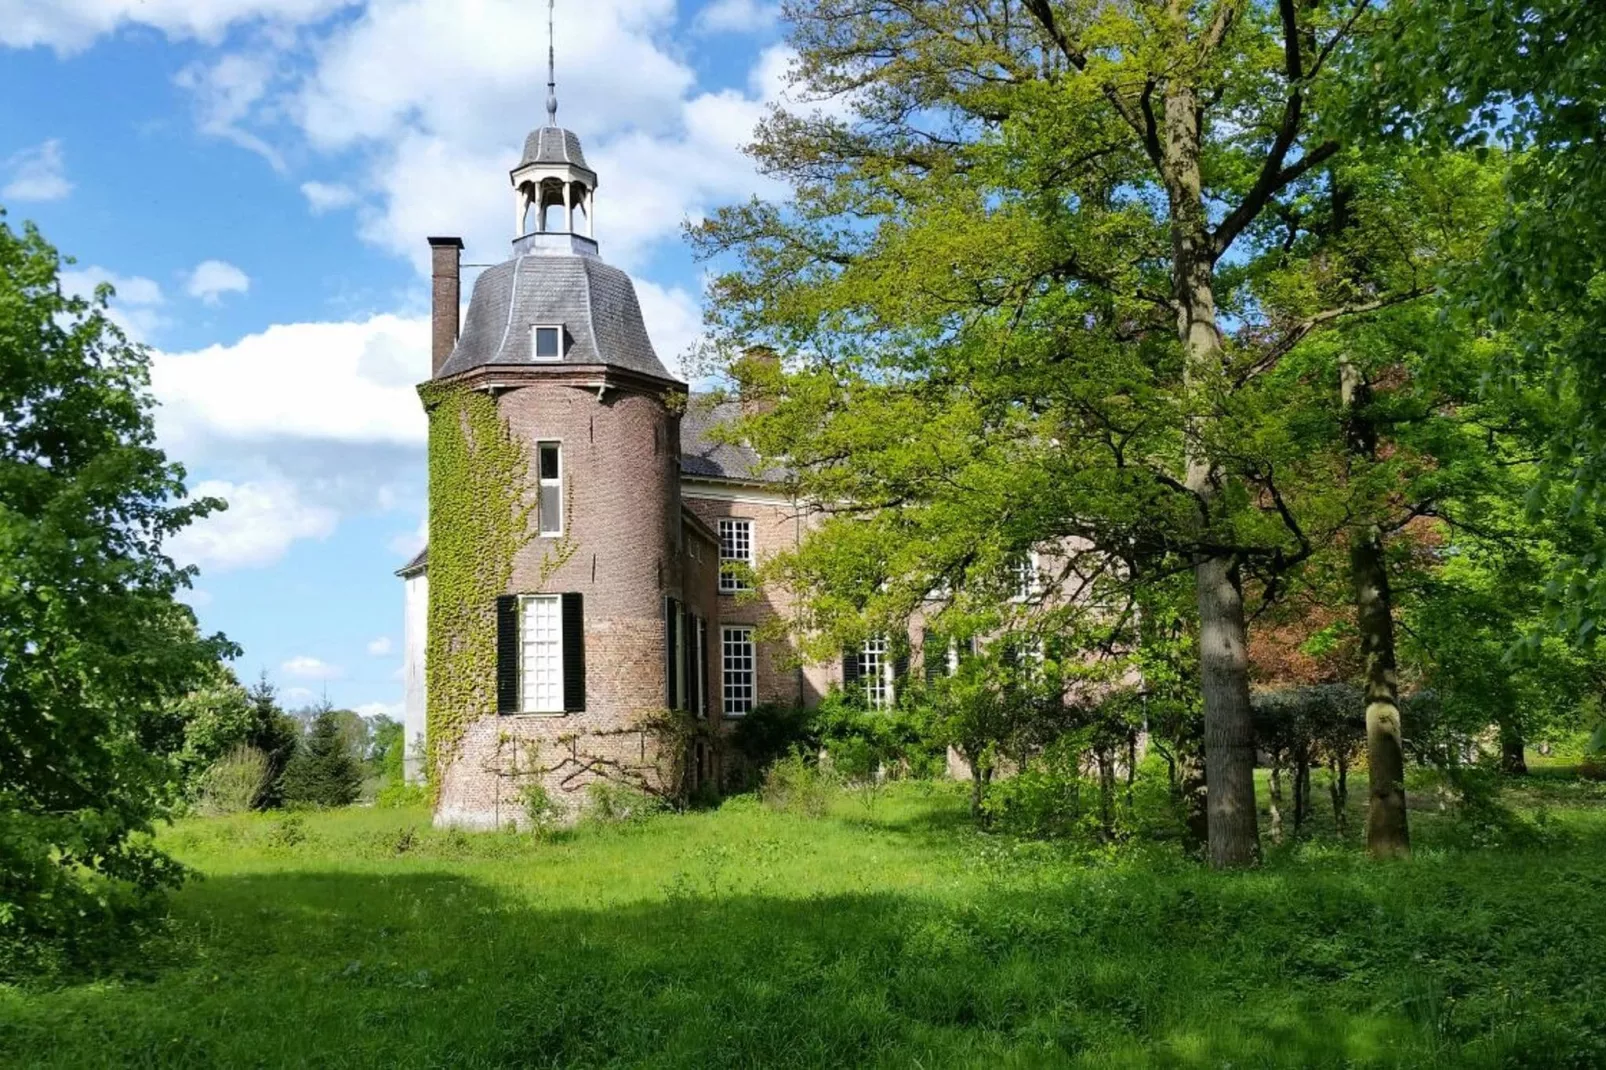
[738,346,780,419]
[428,236,464,376]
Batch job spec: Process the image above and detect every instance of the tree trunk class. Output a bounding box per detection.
[1269,760,1284,844]
[1341,356,1410,858]
[1165,86,1260,868]
[1329,754,1349,834]
[1500,722,1528,775]
[1178,746,1210,856]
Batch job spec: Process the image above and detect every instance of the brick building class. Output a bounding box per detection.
[397,104,862,827]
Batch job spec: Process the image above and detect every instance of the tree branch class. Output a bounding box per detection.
[1234,288,1432,387]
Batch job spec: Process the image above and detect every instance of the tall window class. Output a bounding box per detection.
[520,595,563,713]
[531,324,562,361]
[722,626,755,716]
[537,441,562,536]
[1013,551,1040,602]
[860,635,890,710]
[718,518,754,592]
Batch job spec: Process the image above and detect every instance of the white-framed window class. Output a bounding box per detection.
[531,324,563,361]
[722,626,755,716]
[520,594,564,713]
[1013,551,1041,602]
[537,441,562,536]
[860,635,891,710]
[718,518,754,593]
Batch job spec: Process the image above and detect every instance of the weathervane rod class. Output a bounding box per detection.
[546,0,558,126]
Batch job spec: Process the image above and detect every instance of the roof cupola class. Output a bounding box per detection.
[512,0,596,254]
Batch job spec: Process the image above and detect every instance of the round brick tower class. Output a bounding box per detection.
[419,76,688,828]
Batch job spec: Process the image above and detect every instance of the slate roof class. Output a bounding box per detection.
[519,127,591,172]
[679,394,789,483]
[396,546,428,577]
[435,253,675,382]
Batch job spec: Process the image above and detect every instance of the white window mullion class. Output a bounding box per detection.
[520,595,564,713]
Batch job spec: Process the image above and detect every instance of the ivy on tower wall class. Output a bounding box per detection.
[420,383,536,790]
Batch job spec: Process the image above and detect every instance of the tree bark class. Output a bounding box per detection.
[1341,356,1411,858]
[1499,721,1528,775]
[1165,84,1260,869]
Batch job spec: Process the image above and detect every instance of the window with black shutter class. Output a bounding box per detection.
[665,597,681,709]
[923,633,947,685]
[496,595,520,714]
[561,592,586,711]
[842,645,861,690]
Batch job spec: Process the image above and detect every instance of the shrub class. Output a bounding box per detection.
[375,781,428,809]
[760,751,832,817]
[194,745,272,816]
[518,781,566,834]
[279,708,363,808]
[727,703,819,787]
[584,780,662,824]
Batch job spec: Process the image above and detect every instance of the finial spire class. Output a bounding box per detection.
[545,0,558,126]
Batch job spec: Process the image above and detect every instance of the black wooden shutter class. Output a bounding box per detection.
[842,645,860,689]
[682,613,697,713]
[496,595,520,714]
[561,592,586,712]
[924,633,946,685]
[892,642,910,685]
[665,597,680,709]
[696,619,708,715]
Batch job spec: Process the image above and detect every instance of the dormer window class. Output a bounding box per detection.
[532,324,563,361]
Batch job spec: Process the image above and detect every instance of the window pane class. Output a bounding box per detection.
[722,627,754,716]
[534,326,561,359]
[539,489,561,535]
[539,444,560,480]
[521,595,564,713]
[718,519,753,592]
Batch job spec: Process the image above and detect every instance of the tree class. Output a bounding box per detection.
[695,0,1412,866]
[1353,3,1606,643]
[0,215,232,957]
[242,674,299,808]
[278,705,363,808]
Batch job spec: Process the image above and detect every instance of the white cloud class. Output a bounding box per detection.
[283,685,318,704]
[175,50,287,169]
[300,179,357,213]
[695,0,777,34]
[281,654,342,679]
[387,509,427,558]
[186,259,251,304]
[58,265,167,342]
[166,478,338,571]
[178,587,214,609]
[634,280,703,380]
[0,0,351,54]
[354,700,402,720]
[150,314,429,455]
[2,139,72,201]
[366,636,393,656]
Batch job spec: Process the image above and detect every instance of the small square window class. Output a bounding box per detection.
[532,325,562,361]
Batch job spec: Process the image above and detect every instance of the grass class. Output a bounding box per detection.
[3,777,1606,1068]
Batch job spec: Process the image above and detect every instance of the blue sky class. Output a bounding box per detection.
[0,0,789,716]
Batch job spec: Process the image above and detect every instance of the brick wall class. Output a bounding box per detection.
[435,372,687,828]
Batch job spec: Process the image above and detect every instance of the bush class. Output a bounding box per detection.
[584,780,663,824]
[375,781,428,809]
[759,751,832,817]
[279,709,363,808]
[194,745,272,816]
[519,781,566,834]
[727,703,819,788]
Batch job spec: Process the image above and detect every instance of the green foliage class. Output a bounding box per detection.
[420,384,539,792]
[8,783,1606,1063]
[727,702,820,787]
[278,708,363,809]
[374,781,428,810]
[0,215,233,971]
[759,751,832,817]
[583,780,664,825]
[193,746,273,817]
[517,781,565,835]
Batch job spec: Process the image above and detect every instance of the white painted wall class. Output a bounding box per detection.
[402,570,428,783]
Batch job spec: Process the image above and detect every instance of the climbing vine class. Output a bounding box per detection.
[421,384,537,793]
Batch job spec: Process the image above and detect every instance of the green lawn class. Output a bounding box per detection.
[4,780,1606,1068]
